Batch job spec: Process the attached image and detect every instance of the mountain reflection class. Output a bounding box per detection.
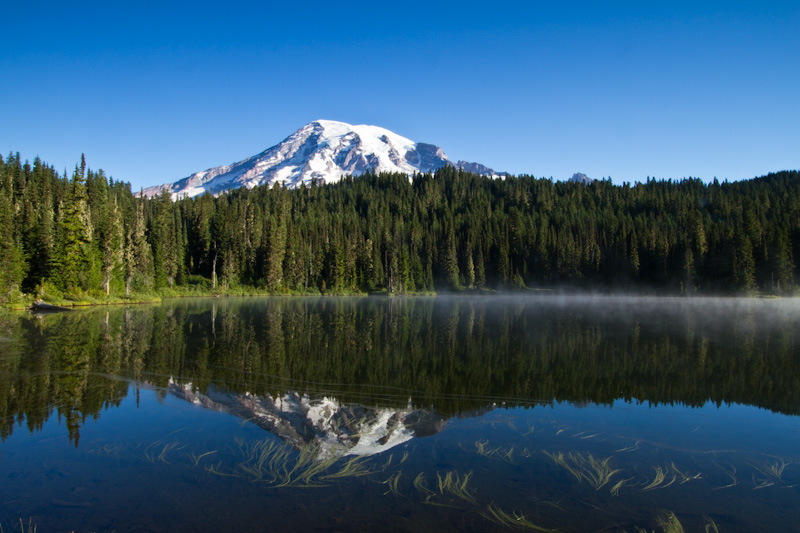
[169,384,451,458]
[1,295,799,445]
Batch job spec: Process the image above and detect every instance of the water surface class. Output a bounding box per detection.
[1,296,799,531]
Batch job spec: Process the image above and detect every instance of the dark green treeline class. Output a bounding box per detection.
[2,151,799,300]
[2,297,799,444]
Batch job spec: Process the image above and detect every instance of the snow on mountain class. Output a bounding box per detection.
[141,120,498,198]
[167,381,448,459]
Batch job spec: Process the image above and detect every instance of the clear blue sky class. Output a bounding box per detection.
[1,1,797,190]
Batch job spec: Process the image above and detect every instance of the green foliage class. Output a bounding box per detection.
[1,152,799,300]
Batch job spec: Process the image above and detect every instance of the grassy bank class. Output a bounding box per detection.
[1,283,379,310]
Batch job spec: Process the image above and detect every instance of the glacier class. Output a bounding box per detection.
[141,120,499,199]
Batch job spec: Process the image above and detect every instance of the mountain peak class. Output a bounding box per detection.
[569,172,593,184]
[141,121,496,198]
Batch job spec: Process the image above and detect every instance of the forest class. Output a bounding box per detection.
[1,151,798,303]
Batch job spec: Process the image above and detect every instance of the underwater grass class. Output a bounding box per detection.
[703,515,720,533]
[641,466,672,491]
[655,511,685,533]
[670,462,703,485]
[319,455,372,481]
[436,470,477,505]
[413,472,437,502]
[713,462,738,490]
[475,439,517,463]
[481,503,555,532]
[750,458,792,489]
[227,438,374,487]
[640,462,702,491]
[0,519,37,533]
[382,471,403,496]
[543,450,621,490]
[189,450,218,468]
[609,476,634,496]
[143,440,183,464]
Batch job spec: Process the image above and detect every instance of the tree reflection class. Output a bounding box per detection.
[1,296,799,443]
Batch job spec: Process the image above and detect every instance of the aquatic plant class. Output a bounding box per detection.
[413,472,437,502]
[640,462,700,491]
[491,419,517,431]
[669,462,703,485]
[615,440,641,452]
[475,439,517,463]
[542,450,621,490]
[382,471,402,496]
[481,503,555,532]
[703,515,720,533]
[641,466,673,491]
[576,453,622,490]
[189,450,218,468]
[713,462,738,490]
[542,450,582,481]
[0,519,37,533]
[436,470,477,505]
[320,455,372,481]
[408,470,477,506]
[655,511,685,533]
[609,476,634,496]
[750,458,792,489]
[218,438,376,487]
[143,440,183,464]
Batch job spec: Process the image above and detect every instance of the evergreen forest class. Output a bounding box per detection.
[1,151,798,303]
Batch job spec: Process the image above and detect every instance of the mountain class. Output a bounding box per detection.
[142,120,499,198]
[569,172,594,185]
[167,382,454,459]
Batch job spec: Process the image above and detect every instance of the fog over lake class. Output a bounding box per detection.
[1,295,799,532]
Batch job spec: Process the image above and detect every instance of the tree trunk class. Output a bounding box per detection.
[212,251,218,289]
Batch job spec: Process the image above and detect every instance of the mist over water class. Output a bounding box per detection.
[1,295,799,531]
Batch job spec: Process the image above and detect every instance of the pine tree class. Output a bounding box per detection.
[0,193,26,300]
[125,197,154,294]
[100,198,125,295]
[733,229,756,293]
[53,161,92,292]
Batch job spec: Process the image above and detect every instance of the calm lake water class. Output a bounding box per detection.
[1,295,799,532]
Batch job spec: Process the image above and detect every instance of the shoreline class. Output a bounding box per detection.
[3,287,794,312]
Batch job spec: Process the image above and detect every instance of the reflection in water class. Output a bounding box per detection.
[0,296,799,532]
[2,295,799,444]
[169,384,450,458]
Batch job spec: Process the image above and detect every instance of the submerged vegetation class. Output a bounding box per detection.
[2,152,799,306]
[0,519,37,533]
[2,296,799,530]
[68,409,792,532]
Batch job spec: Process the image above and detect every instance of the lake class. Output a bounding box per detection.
[1,295,799,532]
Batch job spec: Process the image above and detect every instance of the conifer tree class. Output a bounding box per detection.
[125,197,154,294]
[54,160,92,292]
[100,198,125,295]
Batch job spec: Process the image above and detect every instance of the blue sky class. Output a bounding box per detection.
[1,1,797,190]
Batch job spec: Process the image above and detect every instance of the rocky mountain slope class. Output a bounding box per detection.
[142,120,500,198]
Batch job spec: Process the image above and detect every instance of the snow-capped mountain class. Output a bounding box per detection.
[168,381,450,459]
[141,120,499,198]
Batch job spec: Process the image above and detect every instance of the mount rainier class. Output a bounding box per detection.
[141,120,500,198]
